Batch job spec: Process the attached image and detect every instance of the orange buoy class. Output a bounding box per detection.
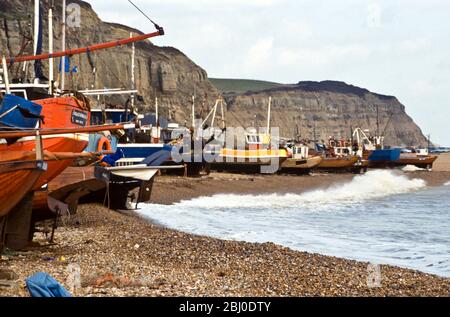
[97,136,112,153]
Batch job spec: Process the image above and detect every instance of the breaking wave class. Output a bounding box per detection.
[137,171,450,277]
[150,170,426,211]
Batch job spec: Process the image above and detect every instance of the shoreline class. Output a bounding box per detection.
[151,169,450,206]
[1,169,450,297]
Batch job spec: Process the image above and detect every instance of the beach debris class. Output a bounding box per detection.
[25,272,72,297]
[133,244,140,250]
[1,255,9,261]
[89,273,142,289]
[0,268,17,281]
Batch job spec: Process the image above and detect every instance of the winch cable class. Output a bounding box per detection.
[128,0,164,34]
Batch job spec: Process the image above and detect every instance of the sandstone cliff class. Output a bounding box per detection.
[0,0,219,122]
[220,81,428,147]
[0,1,428,146]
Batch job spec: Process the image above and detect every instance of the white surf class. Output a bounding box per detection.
[138,170,450,277]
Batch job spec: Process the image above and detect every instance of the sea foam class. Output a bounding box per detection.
[142,170,426,212]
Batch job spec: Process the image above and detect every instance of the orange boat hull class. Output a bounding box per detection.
[0,136,88,189]
[0,96,90,189]
[0,160,46,217]
[318,156,359,169]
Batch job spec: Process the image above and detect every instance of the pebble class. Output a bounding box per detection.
[1,203,449,297]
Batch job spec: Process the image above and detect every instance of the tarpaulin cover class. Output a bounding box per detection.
[0,94,43,128]
[25,272,72,297]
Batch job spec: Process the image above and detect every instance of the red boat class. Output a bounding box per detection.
[0,95,91,188]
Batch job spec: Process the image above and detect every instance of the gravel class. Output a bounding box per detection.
[1,203,449,297]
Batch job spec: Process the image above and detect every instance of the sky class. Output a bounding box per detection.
[85,0,449,146]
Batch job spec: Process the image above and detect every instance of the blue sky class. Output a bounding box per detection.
[85,0,449,145]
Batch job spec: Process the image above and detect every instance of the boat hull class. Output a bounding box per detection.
[117,143,172,161]
[32,166,106,221]
[281,156,323,170]
[210,148,287,174]
[0,160,46,217]
[394,155,438,169]
[317,156,359,169]
[0,135,89,189]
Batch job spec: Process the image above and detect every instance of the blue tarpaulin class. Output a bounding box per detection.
[25,272,72,297]
[142,147,172,166]
[101,149,125,167]
[0,94,43,128]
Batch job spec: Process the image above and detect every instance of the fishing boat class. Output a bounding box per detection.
[281,143,323,173]
[395,150,438,170]
[311,138,362,172]
[0,94,92,187]
[208,97,288,174]
[0,132,46,250]
[317,155,359,169]
[353,128,401,168]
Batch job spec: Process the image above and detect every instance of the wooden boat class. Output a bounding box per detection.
[317,155,359,169]
[281,143,323,172]
[32,166,105,222]
[395,154,438,169]
[0,95,91,188]
[0,159,46,218]
[0,121,128,190]
[282,155,323,170]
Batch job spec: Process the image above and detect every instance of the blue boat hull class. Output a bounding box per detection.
[117,144,173,159]
[368,149,401,162]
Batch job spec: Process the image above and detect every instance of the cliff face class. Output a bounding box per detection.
[0,1,428,146]
[0,0,219,122]
[222,81,428,147]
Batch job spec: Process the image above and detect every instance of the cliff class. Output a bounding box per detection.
[218,80,428,147]
[0,1,428,146]
[0,0,219,122]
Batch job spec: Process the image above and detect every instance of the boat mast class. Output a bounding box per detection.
[376,105,380,136]
[1,55,11,94]
[155,96,159,127]
[33,0,40,84]
[266,96,272,132]
[61,0,66,91]
[130,33,136,109]
[48,1,54,94]
[191,95,195,129]
[220,99,226,129]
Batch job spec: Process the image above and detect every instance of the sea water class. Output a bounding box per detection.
[139,170,450,277]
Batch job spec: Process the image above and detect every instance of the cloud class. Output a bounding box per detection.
[244,38,274,72]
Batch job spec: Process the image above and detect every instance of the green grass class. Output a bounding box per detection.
[209,78,284,94]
